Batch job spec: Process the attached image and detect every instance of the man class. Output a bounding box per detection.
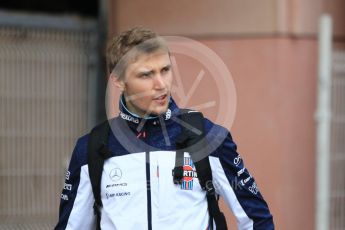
[55,27,274,229]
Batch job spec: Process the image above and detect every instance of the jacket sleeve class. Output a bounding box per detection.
[55,138,96,230]
[209,131,274,230]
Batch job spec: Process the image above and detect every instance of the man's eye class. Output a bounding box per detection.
[162,66,171,73]
[140,73,151,78]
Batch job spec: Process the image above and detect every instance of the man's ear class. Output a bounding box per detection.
[110,73,125,92]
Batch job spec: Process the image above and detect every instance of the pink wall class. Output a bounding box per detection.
[199,38,317,229]
[109,0,345,38]
[109,0,277,36]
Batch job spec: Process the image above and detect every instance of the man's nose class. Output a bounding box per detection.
[153,74,165,89]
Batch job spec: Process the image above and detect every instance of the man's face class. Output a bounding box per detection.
[116,51,173,117]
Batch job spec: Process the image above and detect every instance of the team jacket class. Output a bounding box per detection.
[55,97,274,230]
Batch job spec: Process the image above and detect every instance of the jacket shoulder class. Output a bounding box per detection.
[203,117,229,137]
[72,133,90,167]
[202,117,237,158]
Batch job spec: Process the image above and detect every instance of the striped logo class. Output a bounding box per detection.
[181,157,198,190]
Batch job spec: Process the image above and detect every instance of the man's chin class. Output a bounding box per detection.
[149,105,169,116]
[150,108,168,116]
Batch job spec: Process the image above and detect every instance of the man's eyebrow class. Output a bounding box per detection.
[161,64,171,69]
[136,69,154,75]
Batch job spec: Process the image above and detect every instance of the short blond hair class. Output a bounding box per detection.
[106,27,168,79]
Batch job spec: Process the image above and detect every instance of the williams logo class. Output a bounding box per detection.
[181,157,197,190]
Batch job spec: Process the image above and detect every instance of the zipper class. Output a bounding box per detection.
[145,151,152,230]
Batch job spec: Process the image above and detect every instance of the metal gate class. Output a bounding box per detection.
[0,11,98,229]
[329,50,345,230]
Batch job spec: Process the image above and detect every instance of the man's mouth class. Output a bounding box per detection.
[153,94,167,100]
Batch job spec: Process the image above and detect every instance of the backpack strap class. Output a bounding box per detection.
[173,130,189,184]
[195,158,227,230]
[87,120,111,230]
[173,109,228,230]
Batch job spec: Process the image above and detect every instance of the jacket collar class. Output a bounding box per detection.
[118,94,179,129]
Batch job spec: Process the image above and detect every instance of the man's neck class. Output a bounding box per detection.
[121,95,157,119]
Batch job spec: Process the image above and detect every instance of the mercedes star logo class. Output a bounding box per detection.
[109,168,122,181]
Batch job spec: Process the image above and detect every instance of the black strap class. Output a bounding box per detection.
[87,120,111,230]
[173,132,188,184]
[173,109,228,230]
[195,158,228,230]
